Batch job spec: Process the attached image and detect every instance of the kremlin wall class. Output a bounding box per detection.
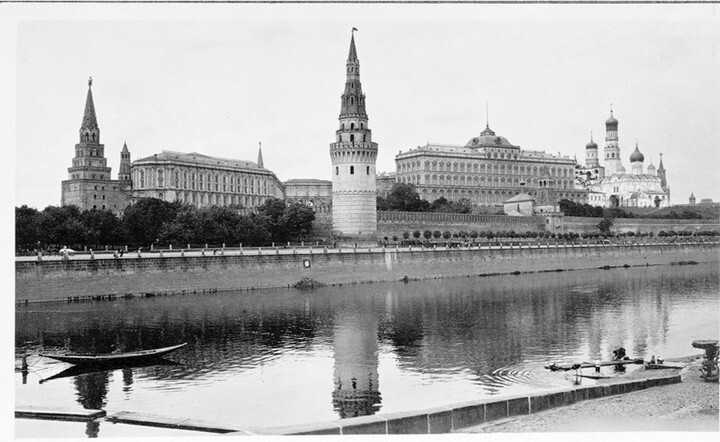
[15,240,719,303]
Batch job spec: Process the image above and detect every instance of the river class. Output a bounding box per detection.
[15,262,719,437]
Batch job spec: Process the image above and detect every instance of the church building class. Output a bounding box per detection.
[575,110,670,208]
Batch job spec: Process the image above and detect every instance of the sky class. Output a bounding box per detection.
[4,3,720,211]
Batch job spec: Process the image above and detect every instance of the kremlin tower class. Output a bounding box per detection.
[329,30,379,240]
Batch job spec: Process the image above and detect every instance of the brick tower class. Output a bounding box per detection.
[329,30,378,241]
[61,77,131,212]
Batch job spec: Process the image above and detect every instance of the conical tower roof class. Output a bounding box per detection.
[348,31,358,61]
[81,77,99,133]
[257,142,264,169]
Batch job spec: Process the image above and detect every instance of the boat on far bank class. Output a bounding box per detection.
[40,343,187,367]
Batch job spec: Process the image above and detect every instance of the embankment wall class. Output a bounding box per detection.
[15,242,719,303]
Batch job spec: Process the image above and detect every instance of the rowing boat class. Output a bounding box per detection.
[545,358,644,372]
[40,343,187,366]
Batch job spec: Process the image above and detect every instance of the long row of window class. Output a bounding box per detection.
[133,167,274,196]
[415,188,584,205]
[399,174,574,189]
[399,160,573,177]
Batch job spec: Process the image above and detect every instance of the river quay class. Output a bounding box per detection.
[15,239,720,303]
[459,356,719,434]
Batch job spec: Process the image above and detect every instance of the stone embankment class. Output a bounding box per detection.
[459,356,719,433]
[15,240,720,303]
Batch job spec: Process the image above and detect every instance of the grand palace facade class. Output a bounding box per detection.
[393,122,587,207]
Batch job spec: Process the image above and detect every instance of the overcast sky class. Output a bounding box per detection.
[5,3,720,210]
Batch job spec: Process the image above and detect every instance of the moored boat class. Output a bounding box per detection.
[40,343,187,366]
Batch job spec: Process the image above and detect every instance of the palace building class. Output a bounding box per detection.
[393,121,588,208]
[130,148,284,209]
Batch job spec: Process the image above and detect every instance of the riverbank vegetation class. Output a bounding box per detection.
[15,197,314,253]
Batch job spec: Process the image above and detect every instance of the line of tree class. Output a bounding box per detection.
[16,197,315,253]
[377,183,472,213]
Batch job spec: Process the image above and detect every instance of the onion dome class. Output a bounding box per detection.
[630,143,644,163]
[647,160,656,173]
[586,134,598,150]
[605,110,618,127]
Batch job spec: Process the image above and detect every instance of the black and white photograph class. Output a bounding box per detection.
[5,1,719,440]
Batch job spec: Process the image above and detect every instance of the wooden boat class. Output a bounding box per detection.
[644,362,686,370]
[545,358,644,372]
[40,343,187,367]
[39,359,181,384]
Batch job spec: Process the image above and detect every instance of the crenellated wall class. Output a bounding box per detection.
[15,242,719,303]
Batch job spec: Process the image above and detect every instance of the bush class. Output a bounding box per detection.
[423,230,432,240]
[403,231,410,239]
[413,230,421,239]
[470,230,479,239]
[442,231,451,239]
[433,230,442,239]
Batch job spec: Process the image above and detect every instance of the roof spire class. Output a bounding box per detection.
[485,101,489,128]
[257,141,264,169]
[348,28,358,61]
[79,76,100,143]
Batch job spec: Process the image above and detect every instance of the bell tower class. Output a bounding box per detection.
[329,29,378,240]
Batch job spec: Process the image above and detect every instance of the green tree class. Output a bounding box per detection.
[598,216,614,233]
[382,183,430,212]
[36,205,86,248]
[16,205,40,251]
[122,198,181,246]
[80,208,122,246]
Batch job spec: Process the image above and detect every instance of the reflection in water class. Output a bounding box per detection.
[15,263,719,429]
[332,302,381,418]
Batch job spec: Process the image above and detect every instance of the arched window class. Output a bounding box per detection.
[350,134,354,142]
[350,165,355,174]
[367,166,370,175]
[363,134,366,142]
[351,122,355,130]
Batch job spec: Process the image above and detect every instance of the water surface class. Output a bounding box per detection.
[15,263,719,437]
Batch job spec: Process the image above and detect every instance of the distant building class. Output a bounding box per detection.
[131,149,284,209]
[283,179,332,214]
[61,78,132,213]
[689,193,696,205]
[699,198,715,205]
[393,120,586,208]
[576,109,671,208]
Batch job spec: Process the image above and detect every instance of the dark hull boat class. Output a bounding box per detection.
[41,343,187,367]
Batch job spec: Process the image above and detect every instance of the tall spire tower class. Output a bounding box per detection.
[62,77,131,212]
[329,29,378,240]
[66,77,111,183]
[257,142,264,169]
[604,106,623,175]
[118,141,132,183]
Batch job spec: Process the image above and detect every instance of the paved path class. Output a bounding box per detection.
[458,360,719,433]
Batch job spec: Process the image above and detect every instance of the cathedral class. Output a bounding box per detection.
[574,110,670,208]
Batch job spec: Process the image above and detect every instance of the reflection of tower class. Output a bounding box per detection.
[329,29,378,239]
[332,309,381,418]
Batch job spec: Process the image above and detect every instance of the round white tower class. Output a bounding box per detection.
[604,108,623,175]
[330,30,378,240]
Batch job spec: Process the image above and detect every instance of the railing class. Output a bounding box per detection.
[15,237,719,262]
